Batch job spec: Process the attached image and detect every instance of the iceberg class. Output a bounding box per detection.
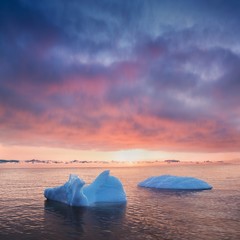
[138,175,212,190]
[44,170,127,206]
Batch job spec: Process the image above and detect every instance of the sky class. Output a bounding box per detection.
[0,0,240,162]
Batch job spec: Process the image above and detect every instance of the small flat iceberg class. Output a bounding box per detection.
[138,175,212,190]
[44,170,127,206]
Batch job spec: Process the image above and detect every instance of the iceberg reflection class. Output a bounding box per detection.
[44,200,126,239]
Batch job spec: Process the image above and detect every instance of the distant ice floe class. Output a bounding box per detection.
[138,175,212,190]
[44,170,127,206]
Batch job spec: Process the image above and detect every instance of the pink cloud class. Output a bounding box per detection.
[1,98,239,152]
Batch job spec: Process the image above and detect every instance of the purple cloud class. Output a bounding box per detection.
[0,0,240,152]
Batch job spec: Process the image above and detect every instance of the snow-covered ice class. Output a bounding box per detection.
[138,175,212,190]
[44,170,127,206]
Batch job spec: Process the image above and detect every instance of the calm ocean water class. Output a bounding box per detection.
[0,164,239,240]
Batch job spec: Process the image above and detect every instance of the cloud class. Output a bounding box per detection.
[0,0,240,152]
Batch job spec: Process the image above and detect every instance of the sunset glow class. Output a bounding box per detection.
[0,0,240,162]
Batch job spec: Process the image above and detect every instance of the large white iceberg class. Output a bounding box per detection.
[138,175,212,190]
[44,170,127,206]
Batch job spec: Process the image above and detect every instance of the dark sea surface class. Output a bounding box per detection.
[0,164,239,240]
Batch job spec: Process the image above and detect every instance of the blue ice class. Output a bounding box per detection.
[44,170,127,206]
[138,175,212,190]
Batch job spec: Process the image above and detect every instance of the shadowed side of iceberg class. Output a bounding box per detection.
[44,174,88,206]
[44,170,127,206]
[138,175,212,190]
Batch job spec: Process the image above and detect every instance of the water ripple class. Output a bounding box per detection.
[0,166,240,239]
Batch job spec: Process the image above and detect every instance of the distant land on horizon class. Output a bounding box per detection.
[0,159,20,164]
[1,158,240,166]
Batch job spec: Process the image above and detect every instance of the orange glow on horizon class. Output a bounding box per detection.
[0,144,239,163]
